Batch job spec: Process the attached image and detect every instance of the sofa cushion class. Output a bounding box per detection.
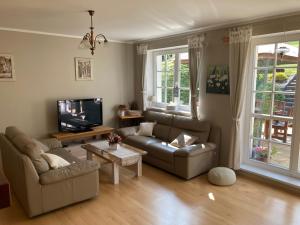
[173,115,211,133]
[146,142,178,164]
[144,111,173,141]
[123,135,160,150]
[5,126,26,140]
[170,132,198,148]
[153,124,172,141]
[137,122,156,136]
[144,110,173,125]
[41,153,71,169]
[48,148,81,164]
[33,139,50,152]
[39,138,62,150]
[39,160,99,185]
[12,135,50,174]
[169,116,211,143]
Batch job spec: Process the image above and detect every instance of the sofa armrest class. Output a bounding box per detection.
[174,143,216,157]
[115,126,139,138]
[40,138,62,150]
[39,160,99,185]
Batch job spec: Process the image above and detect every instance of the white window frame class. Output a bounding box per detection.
[243,33,300,179]
[152,46,190,111]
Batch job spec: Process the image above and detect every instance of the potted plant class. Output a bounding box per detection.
[253,146,268,162]
[107,133,122,150]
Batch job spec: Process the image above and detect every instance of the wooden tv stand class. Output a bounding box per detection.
[52,125,114,142]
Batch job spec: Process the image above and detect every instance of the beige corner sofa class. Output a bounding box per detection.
[0,127,99,217]
[117,110,221,179]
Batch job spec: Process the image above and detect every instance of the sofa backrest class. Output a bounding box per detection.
[4,127,49,175]
[144,110,173,141]
[169,115,211,143]
[144,110,211,143]
[0,133,41,215]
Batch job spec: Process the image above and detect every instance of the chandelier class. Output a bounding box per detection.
[79,10,108,55]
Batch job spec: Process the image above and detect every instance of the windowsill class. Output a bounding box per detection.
[240,164,300,190]
[147,106,191,116]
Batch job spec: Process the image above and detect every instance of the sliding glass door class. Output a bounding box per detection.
[245,33,300,177]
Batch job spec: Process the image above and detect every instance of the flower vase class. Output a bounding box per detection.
[108,143,118,150]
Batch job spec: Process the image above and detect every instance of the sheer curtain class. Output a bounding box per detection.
[188,34,206,119]
[136,44,148,111]
[228,26,252,169]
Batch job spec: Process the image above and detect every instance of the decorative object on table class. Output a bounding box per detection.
[79,10,108,55]
[0,54,15,81]
[75,57,94,81]
[127,110,142,117]
[107,133,122,150]
[118,105,128,117]
[208,167,236,186]
[206,65,229,94]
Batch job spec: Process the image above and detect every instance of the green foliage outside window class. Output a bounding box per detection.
[158,54,190,105]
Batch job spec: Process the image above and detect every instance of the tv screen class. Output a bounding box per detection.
[57,98,103,132]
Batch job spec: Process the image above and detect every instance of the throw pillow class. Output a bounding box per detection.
[41,153,70,169]
[170,132,198,148]
[136,122,156,137]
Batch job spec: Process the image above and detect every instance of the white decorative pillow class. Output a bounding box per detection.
[170,132,198,148]
[41,153,70,169]
[136,122,156,137]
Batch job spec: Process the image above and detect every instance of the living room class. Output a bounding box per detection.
[0,1,300,225]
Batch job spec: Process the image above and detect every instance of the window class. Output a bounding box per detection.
[245,33,300,177]
[153,48,190,109]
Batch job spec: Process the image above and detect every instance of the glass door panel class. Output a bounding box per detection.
[250,40,299,171]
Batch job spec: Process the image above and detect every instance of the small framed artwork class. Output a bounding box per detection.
[0,54,16,81]
[75,57,94,81]
[206,65,229,94]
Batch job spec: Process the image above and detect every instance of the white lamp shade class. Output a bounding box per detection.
[79,39,92,49]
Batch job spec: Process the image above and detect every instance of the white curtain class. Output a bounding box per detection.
[188,34,206,119]
[136,44,148,111]
[228,26,252,170]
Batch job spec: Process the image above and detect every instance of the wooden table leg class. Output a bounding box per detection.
[112,163,119,184]
[136,156,142,177]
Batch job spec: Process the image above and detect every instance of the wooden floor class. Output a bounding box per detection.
[0,163,300,225]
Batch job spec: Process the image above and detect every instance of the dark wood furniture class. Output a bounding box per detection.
[118,115,144,128]
[0,169,10,209]
[52,125,114,142]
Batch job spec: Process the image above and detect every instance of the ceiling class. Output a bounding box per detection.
[0,0,300,42]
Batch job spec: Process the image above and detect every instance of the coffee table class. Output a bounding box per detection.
[81,142,147,184]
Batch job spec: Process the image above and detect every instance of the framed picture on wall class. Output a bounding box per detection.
[0,54,16,81]
[75,57,94,81]
[206,64,229,94]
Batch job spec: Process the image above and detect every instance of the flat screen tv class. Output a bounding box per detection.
[57,98,103,132]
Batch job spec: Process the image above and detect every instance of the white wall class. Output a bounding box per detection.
[0,30,135,138]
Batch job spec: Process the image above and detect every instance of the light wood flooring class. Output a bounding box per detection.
[0,163,300,225]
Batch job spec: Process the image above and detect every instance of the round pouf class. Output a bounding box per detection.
[208,167,236,186]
